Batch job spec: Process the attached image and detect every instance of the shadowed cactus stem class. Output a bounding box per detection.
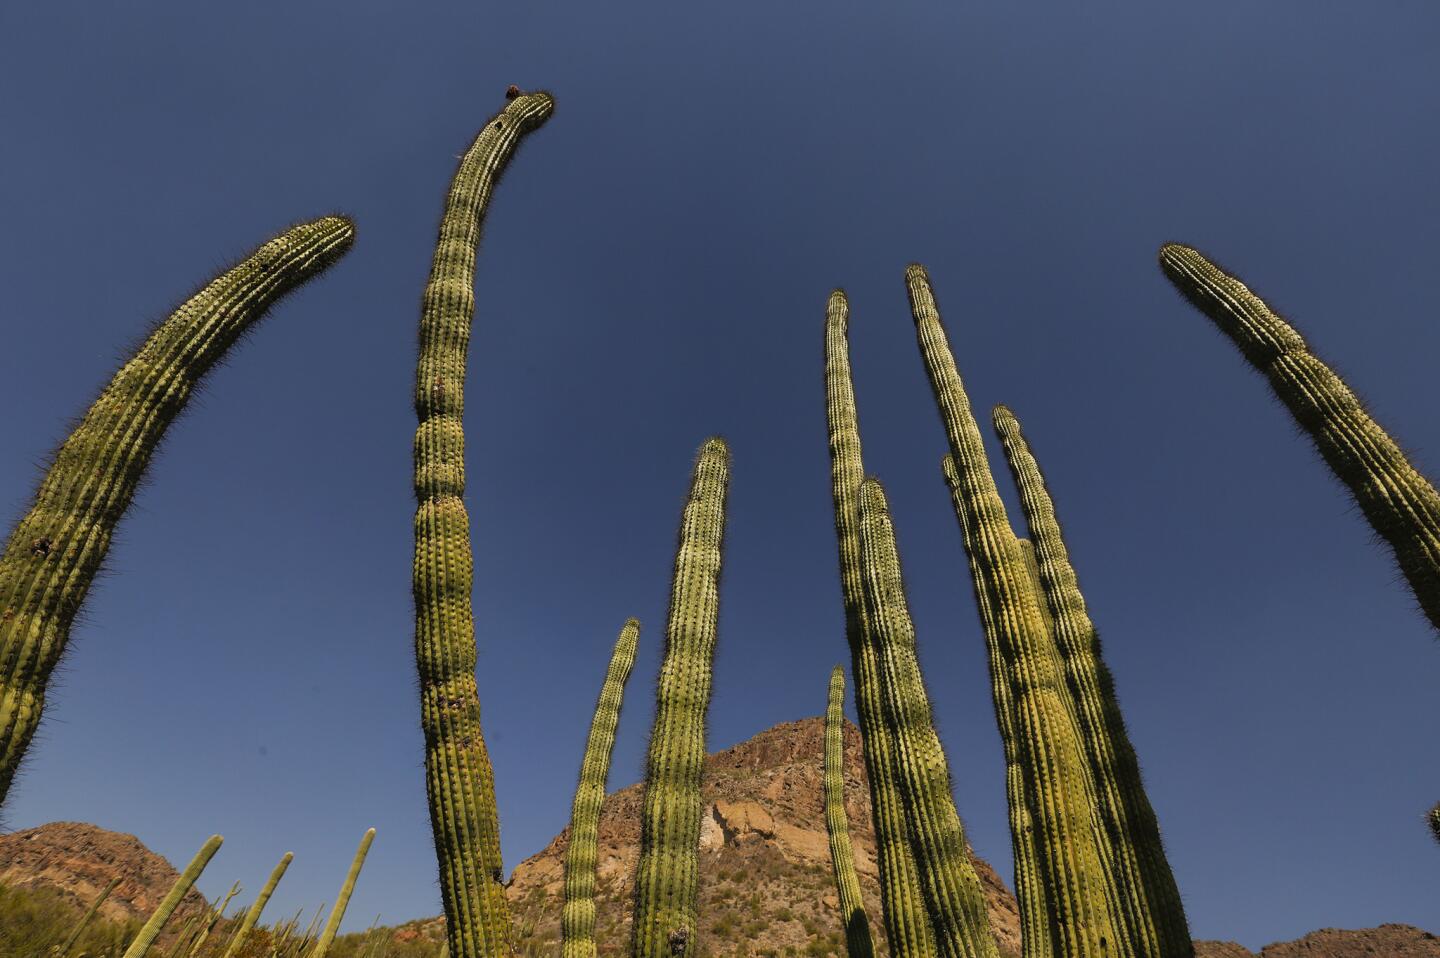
[632,438,730,958]
[307,828,375,958]
[221,851,293,958]
[994,405,1193,956]
[563,618,641,958]
[857,477,999,958]
[1429,803,1440,846]
[908,263,1119,958]
[122,835,223,958]
[823,666,874,958]
[411,88,555,958]
[0,216,355,808]
[823,288,935,958]
[1158,244,1440,634]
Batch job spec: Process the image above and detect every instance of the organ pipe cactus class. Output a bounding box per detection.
[307,828,376,958]
[188,881,242,957]
[122,835,224,958]
[220,851,293,958]
[410,88,555,958]
[822,666,874,958]
[908,263,1120,958]
[1009,537,1054,958]
[994,405,1193,956]
[631,438,730,958]
[1158,244,1440,634]
[59,876,121,958]
[857,478,999,958]
[0,216,355,808]
[823,289,935,958]
[563,618,641,958]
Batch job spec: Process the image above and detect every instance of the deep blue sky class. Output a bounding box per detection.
[2,2,1437,951]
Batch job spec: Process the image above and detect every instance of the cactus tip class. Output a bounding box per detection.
[505,84,522,99]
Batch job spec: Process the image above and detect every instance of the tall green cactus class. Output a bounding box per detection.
[994,405,1193,957]
[122,835,224,958]
[59,876,122,958]
[631,438,730,958]
[1009,537,1054,958]
[307,828,376,958]
[823,288,936,958]
[822,666,874,958]
[908,263,1119,958]
[220,851,293,958]
[857,478,999,958]
[1158,244,1440,634]
[0,216,354,808]
[563,618,641,958]
[411,88,555,958]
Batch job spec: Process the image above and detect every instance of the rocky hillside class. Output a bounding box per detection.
[1194,924,1440,957]
[0,821,209,925]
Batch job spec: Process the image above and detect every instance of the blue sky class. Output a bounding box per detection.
[1,2,1437,951]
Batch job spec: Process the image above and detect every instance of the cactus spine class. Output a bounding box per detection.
[122,835,223,958]
[307,828,375,958]
[563,618,641,958]
[59,876,122,958]
[221,851,293,958]
[0,216,355,808]
[908,263,1119,958]
[823,289,935,958]
[857,477,1000,958]
[823,666,874,958]
[631,438,730,958]
[994,405,1193,956]
[411,89,555,958]
[1158,244,1440,633]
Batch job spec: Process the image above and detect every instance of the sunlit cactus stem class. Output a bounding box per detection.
[220,850,292,958]
[0,216,355,809]
[563,618,641,958]
[188,880,243,957]
[822,666,875,958]
[1158,243,1440,634]
[122,835,224,958]
[59,876,121,958]
[823,288,935,958]
[307,828,376,958]
[411,88,555,958]
[908,263,1119,958]
[858,478,999,958]
[994,404,1193,956]
[631,438,730,958]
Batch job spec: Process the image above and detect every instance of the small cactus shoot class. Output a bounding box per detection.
[823,666,875,958]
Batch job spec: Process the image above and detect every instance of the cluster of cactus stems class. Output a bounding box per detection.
[0,216,356,809]
[822,666,874,958]
[562,618,641,958]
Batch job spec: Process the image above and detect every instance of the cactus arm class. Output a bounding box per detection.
[1158,244,1440,633]
[410,89,555,958]
[306,828,375,958]
[630,438,730,958]
[122,835,223,958]
[562,618,641,958]
[857,479,1000,958]
[823,666,875,958]
[0,216,355,807]
[823,289,936,958]
[59,876,122,958]
[188,881,243,957]
[220,851,293,958]
[995,405,1194,956]
[907,263,1119,958]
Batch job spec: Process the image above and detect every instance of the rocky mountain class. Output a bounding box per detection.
[1194,924,1440,958]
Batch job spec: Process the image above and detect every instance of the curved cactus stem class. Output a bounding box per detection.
[857,478,999,958]
[994,404,1193,956]
[823,289,936,958]
[122,835,223,958]
[908,263,1119,958]
[220,851,293,958]
[410,89,555,958]
[307,828,375,958]
[631,438,730,958]
[59,876,121,958]
[563,618,641,958]
[0,216,355,808]
[1158,243,1440,634]
[823,666,875,958]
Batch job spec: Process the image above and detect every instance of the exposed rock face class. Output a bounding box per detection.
[1195,924,1440,958]
[0,821,209,925]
